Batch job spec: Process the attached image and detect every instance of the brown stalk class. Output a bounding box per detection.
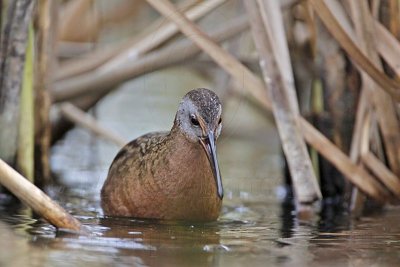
[0,0,34,164]
[362,152,400,198]
[314,1,400,193]
[389,0,400,39]
[348,90,369,213]
[257,0,298,113]
[309,0,400,102]
[299,117,389,202]
[34,0,57,185]
[246,0,321,206]
[348,0,400,177]
[144,0,390,202]
[0,159,83,232]
[347,1,376,212]
[374,20,400,76]
[360,106,400,197]
[59,103,127,147]
[371,0,381,18]
[321,1,400,84]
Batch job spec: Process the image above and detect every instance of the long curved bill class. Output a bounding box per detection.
[200,131,223,199]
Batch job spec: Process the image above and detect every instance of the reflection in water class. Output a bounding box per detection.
[279,201,295,240]
[3,203,399,267]
[317,202,349,233]
[0,68,399,266]
[100,218,222,267]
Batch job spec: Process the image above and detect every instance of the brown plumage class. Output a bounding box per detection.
[101,88,223,221]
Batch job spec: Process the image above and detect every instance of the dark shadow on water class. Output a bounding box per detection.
[279,193,295,239]
[279,194,350,240]
[281,148,351,239]
[317,198,349,233]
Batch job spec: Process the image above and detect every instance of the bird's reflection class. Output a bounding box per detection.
[52,216,222,267]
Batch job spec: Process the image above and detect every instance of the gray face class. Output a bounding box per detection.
[175,88,222,142]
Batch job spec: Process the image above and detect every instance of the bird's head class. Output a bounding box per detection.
[175,88,223,199]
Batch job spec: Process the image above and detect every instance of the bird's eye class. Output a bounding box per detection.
[218,117,222,124]
[190,115,199,126]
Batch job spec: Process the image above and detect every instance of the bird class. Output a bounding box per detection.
[101,88,223,221]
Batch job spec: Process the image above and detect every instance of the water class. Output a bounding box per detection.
[1,67,400,266]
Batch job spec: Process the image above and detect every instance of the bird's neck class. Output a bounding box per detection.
[168,123,202,158]
[168,120,216,191]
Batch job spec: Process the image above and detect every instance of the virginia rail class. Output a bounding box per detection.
[101,88,223,221]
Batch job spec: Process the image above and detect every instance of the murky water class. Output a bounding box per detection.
[1,68,400,267]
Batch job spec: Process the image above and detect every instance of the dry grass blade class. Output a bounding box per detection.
[59,103,127,147]
[323,0,355,38]
[371,0,381,18]
[374,20,400,76]
[349,97,370,213]
[310,0,400,102]
[246,0,321,206]
[362,152,400,198]
[256,0,298,114]
[349,91,369,162]
[145,0,389,202]
[299,118,389,202]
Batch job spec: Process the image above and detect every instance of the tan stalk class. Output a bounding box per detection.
[246,0,321,207]
[348,0,400,177]
[309,0,400,101]
[59,103,127,147]
[0,159,83,232]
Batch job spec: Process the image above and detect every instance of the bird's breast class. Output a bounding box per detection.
[153,139,221,220]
